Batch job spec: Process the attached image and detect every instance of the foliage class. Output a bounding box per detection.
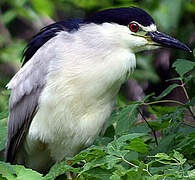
[0,0,195,179]
[0,59,195,179]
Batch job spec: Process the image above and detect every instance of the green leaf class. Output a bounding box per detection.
[154,153,172,160]
[45,161,79,180]
[124,151,138,161]
[128,123,151,134]
[117,133,147,142]
[125,138,149,154]
[0,162,43,180]
[84,167,114,180]
[80,155,121,174]
[80,157,106,173]
[103,125,115,138]
[105,133,147,160]
[0,162,15,180]
[148,106,178,117]
[110,174,121,180]
[183,75,194,84]
[141,93,155,103]
[106,137,128,157]
[111,165,128,179]
[172,59,195,77]
[150,164,174,174]
[166,77,182,82]
[13,165,44,180]
[151,134,176,155]
[173,150,186,165]
[110,104,139,135]
[73,146,106,164]
[105,155,122,169]
[186,96,195,106]
[126,170,144,180]
[154,84,180,100]
[188,169,195,178]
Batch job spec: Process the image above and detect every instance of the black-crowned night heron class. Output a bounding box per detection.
[5,7,191,173]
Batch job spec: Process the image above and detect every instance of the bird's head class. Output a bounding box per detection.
[84,7,191,53]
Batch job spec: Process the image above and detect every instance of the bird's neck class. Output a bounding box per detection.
[46,27,136,108]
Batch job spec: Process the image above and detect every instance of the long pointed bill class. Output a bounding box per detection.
[146,31,192,53]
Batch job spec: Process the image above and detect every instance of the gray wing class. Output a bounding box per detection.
[4,19,81,163]
[5,40,55,163]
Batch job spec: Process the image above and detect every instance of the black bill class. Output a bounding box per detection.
[146,31,192,53]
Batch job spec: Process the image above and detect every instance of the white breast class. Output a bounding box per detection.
[24,23,136,168]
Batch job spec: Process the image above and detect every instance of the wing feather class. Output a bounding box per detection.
[5,19,82,163]
[5,38,54,163]
[5,57,47,163]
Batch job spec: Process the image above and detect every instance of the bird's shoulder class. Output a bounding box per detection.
[22,18,83,66]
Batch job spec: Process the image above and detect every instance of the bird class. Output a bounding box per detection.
[5,7,191,173]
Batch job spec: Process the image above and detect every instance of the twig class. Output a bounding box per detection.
[186,106,195,121]
[138,107,158,146]
[121,156,152,176]
[144,99,184,106]
[181,122,195,128]
[121,156,138,168]
[180,80,195,120]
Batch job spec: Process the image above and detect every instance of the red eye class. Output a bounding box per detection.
[129,23,139,32]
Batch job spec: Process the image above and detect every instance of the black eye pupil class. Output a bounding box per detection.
[129,23,139,32]
[132,25,137,29]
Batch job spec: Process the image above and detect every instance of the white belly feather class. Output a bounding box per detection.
[18,30,136,171]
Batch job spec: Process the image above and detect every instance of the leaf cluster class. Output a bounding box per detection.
[0,58,195,179]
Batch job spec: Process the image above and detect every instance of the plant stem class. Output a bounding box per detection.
[121,156,138,168]
[181,122,195,128]
[180,80,195,120]
[144,100,184,106]
[121,156,152,176]
[138,108,158,146]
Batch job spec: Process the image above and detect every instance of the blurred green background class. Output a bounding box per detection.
[0,0,194,113]
[0,1,195,177]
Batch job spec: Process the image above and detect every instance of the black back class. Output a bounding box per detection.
[22,19,83,66]
[22,7,154,66]
[84,7,154,26]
